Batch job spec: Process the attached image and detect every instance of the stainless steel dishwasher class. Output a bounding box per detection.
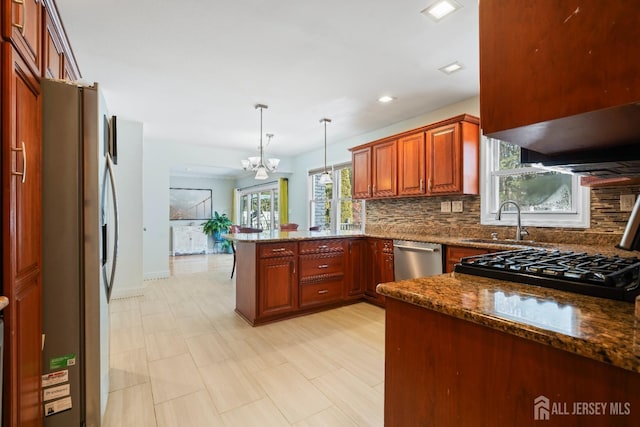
[393,240,443,280]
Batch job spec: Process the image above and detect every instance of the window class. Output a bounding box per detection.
[309,164,364,233]
[237,183,279,230]
[481,138,589,228]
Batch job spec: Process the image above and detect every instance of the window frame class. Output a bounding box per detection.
[480,137,590,228]
[236,182,279,231]
[308,163,365,233]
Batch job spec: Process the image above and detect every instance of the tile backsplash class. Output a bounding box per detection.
[365,185,640,246]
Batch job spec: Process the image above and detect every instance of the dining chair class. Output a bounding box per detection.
[230,226,262,279]
[280,223,299,231]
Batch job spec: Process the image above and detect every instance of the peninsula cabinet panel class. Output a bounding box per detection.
[385,298,640,427]
[346,238,367,298]
[480,0,640,154]
[352,146,371,199]
[258,256,298,318]
[372,139,397,197]
[2,44,43,427]
[2,0,42,76]
[398,132,425,196]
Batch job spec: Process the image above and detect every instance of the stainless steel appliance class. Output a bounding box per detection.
[41,79,119,426]
[454,248,640,302]
[393,240,443,280]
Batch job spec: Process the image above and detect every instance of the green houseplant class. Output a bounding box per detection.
[202,211,232,242]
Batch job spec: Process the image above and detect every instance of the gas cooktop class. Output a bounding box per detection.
[454,248,640,302]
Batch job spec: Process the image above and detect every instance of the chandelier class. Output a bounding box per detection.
[319,118,332,184]
[241,104,280,180]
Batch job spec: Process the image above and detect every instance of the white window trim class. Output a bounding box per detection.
[480,136,590,228]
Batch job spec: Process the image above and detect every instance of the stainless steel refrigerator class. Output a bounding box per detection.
[41,79,119,426]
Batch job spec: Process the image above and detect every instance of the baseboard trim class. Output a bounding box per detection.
[143,270,170,281]
[110,286,145,300]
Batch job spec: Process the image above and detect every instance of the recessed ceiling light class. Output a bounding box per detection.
[421,0,462,21]
[378,95,395,103]
[438,61,463,75]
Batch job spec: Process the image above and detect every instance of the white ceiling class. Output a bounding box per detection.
[55,0,479,162]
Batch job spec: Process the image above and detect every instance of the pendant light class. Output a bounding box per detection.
[241,104,280,180]
[319,118,332,184]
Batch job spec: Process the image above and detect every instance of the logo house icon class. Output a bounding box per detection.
[534,395,551,421]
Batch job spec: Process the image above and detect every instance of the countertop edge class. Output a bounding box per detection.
[377,275,640,374]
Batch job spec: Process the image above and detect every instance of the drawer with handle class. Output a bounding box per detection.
[299,253,344,280]
[259,242,297,258]
[299,239,345,255]
[299,278,343,308]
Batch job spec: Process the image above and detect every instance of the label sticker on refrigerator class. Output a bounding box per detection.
[44,396,73,417]
[49,354,76,370]
[43,384,70,402]
[42,370,69,387]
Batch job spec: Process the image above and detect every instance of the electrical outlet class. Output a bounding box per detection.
[452,200,463,212]
[441,201,451,213]
[620,194,636,212]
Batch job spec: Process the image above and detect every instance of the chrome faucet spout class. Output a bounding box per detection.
[496,200,523,240]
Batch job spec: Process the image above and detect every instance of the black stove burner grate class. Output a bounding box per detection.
[454,248,640,302]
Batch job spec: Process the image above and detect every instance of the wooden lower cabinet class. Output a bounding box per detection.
[258,255,297,318]
[385,297,640,426]
[365,238,393,306]
[445,245,491,273]
[346,238,367,298]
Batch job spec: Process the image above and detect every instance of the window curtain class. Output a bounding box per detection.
[279,178,288,224]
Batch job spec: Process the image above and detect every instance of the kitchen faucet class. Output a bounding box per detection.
[496,200,528,241]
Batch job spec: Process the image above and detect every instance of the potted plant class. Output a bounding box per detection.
[202,211,232,242]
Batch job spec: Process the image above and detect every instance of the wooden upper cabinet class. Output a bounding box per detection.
[352,146,371,199]
[427,118,479,195]
[372,139,397,197]
[398,132,425,196]
[480,0,640,154]
[42,0,81,81]
[2,0,42,76]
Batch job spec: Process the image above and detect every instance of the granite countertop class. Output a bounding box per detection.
[0,295,8,312]
[223,229,364,242]
[377,273,640,374]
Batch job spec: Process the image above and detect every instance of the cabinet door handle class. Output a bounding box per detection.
[12,141,26,183]
[317,264,329,269]
[318,245,328,249]
[367,184,371,195]
[12,0,25,36]
[372,184,376,193]
[290,260,296,275]
[317,289,329,295]
[420,178,424,192]
[428,178,432,192]
[272,248,286,252]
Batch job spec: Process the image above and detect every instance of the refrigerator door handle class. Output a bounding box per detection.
[102,152,119,302]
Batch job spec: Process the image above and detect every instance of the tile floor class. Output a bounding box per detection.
[104,254,385,426]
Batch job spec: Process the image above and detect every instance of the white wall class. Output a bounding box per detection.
[286,96,481,227]
[142,140,294,279]
[169,175,235,252]
[112,119,144,298]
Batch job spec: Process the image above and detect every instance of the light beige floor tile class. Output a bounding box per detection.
[148,353,205,404]
[109,297,141,314]
[185,331,233,367]
[145,329,189,362]
[110,309,143,331]
[312,368,384,427]
[244,334,287,367]
[200,359,265,413]
[225,338,269,373]
[142,312,177,335]
[253,363,332,423]
[139,298,171,316]
[103,382,156,427]
[111,325,145,355]
[155,390,224,427]
[294,406,358,427]
[374,381,385,396]
[280,341,339,380]
[110,348,149,392]
[175,314,215,338]
[220,397,289,426]
[168,299,203,318]
[322,340,384,387]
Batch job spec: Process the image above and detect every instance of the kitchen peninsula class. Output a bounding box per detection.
[378,273,640,426]
[227,230,393,325]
